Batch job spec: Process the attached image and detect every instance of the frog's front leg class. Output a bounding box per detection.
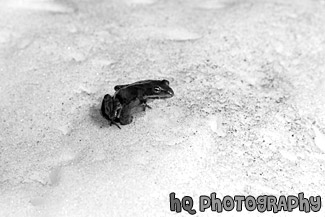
[119,106,134,125]
[119,98,143,125]
[139,99,152,111]
[119,115,134,125]
[142,103,152,110]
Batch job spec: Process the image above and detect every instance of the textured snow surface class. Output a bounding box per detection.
[1,0,325,216]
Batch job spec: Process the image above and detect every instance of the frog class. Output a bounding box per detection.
[113,79,174,110]
[101,79,174,128]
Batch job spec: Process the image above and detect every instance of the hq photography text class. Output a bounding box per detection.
[169,192,321,215]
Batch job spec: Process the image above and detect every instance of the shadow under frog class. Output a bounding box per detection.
[89,103,110,128]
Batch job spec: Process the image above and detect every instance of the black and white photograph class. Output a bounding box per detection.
[0,0,324,216]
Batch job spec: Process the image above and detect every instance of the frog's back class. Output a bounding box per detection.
[114,80,156,91]
[115,85,145,104]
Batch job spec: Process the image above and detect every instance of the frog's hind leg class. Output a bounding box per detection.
[101,94,113,120]
[110,120,121,129]
[101,94,121,129]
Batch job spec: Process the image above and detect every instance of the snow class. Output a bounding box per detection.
[1,0,325,216]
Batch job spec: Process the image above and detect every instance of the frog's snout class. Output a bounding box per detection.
[167,89,174,97]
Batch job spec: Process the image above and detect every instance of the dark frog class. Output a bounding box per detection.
[101,79,174,128]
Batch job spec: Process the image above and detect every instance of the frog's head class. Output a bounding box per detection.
[145,79,174,99]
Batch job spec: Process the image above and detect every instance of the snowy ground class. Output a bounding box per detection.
[1,0,325,216]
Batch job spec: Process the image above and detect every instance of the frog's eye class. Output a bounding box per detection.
[162,80,169,86]
[153,86,161,92]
